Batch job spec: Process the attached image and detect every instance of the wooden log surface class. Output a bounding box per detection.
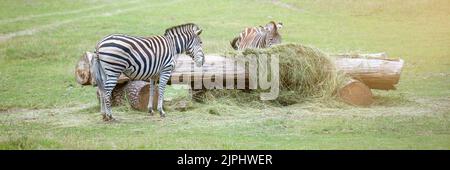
[334,57,404,90]
[338,79,373,106]
[169,55,249,89]
[170,54,404,90]
[125,81,153,111]
[329,52,388,59]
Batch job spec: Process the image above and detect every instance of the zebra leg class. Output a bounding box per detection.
[157,71,171,118]
[101,92,107,117]
[103,90,114,121]
[148,79,155,116]
[103,76,119,121]
[98,88,107,119]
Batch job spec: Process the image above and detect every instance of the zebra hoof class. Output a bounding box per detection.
[158,108,166,118]
[160,112,166,118]
[102,114,115,121]
[148,109,155,116]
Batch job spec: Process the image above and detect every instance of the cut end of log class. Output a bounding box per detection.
[338,79,373,106]
[134,83,150,111]
[76,51,131,86]
[75,52,94,85]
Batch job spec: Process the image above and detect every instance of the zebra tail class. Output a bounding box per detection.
[230,37,239,50]
[92,49,105,93]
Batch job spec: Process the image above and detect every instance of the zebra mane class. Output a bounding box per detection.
[164,23,198,35]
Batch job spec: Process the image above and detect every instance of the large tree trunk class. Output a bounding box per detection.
[334,57,404,90]
[169,54,404,90]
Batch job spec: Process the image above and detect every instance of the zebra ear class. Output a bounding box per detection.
[276,22,283,30]
[195,29,202,35]
[264,22,276,31]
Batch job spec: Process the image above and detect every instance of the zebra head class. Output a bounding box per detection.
[186,25,205,67]
[165,23,205,67]
[263,21,283,47]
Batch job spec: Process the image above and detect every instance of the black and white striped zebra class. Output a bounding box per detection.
[230,21,283,50]
[92,23,204,121]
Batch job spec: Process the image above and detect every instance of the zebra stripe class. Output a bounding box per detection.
[93,23,204,120]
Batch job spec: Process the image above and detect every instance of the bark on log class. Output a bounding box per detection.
[96,83,127,107]
[334,57,404,90]
[338,79,373,106]
[125,81,152,111]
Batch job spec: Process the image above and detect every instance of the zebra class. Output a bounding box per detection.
[230,21,283,50]
[92,23,204,121]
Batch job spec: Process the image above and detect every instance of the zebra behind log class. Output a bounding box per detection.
[231,21,283,50]
[92,23,204,121]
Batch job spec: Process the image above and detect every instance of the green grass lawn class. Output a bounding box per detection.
[0,0,449,149]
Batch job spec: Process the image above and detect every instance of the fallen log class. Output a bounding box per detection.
[77,52,404,91]
[169,55,249,89]
[334,57,404,90]
[338,79,373,106]
[169,54,404,90]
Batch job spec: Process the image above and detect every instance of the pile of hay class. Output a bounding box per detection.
[202,43,348,105]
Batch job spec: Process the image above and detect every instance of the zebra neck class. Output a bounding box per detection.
[256,33,268,48]
[166,34,186,54]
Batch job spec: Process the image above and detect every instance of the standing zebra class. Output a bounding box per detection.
[92,23,204,121]
[230,21,283,50]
